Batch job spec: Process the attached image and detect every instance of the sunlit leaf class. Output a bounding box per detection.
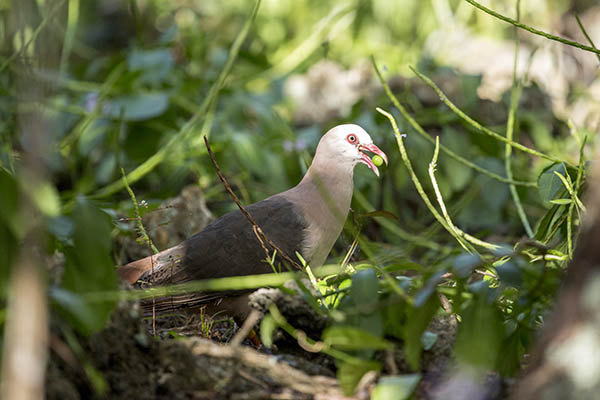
[28,181,61,217]
[372,374,421,400]
[549,198,572,205]
[323,326,393,350]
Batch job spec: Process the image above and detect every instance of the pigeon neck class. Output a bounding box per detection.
[299,155,355,228]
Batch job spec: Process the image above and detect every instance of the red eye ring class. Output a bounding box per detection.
[347,134,357,144]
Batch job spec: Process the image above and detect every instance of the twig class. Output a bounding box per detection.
[203,136,303,271]
[428,137,475,253]
[230,309,262,346]
[575,15,600,63]
[370,56,536,187]
[463,0,600,56]
[409,67,562,164]
[377,107,500,251]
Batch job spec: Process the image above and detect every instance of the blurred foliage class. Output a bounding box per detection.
[1,0,597,397]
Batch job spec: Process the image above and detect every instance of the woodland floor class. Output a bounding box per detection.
[45,293,479,400]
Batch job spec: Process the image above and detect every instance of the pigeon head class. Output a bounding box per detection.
[315,124,388,176]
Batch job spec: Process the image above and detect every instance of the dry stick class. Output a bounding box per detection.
[203,136,303,271]
[230,309,262,346]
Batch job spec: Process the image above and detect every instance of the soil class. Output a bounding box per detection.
[46,301,344,400]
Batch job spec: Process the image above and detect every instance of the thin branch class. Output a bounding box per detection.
[230,309,262,346]
[463,0,600,56]
[505,0,534,238]
[370,56,536,187]
[203,136,303,271]
[409,67,562,164]
[575,15,600,63]
[377,107,499,251]
[428,137,475,253]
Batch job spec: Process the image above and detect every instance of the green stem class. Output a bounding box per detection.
[409,67,562,164]
[463,0,600,56]
[428,137,475,253]
[505,0,534,238]
[370,56,536,187]
[121,168,158,254]
[377,107,499,251]
[575,15,600,63]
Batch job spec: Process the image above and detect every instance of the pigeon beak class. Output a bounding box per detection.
[359,143,388,177]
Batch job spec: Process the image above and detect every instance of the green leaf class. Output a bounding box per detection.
[538,163,567,203]
[403,294,440,369]
[534,204,563,240]
[128,48,174,85]
[421,330,438,351]
[383,300,406,340]
[496,260,522,288]
[60,197,118,335]
[0,168,22,238]
[496,329,523,376]
[260,314,277,348]
[454,294,504,369]
[0,224,17,296]
[323,326,393,350]
[452,253,480,279]
[343,268,384,339]
[104,93,169,121]
[549,199,572,205]
[337,360,381,395]
[441,127,473,192]
[372,374,421,400]
[351,268,379,308]
[27,181,61,217]
[49,287,101,332]
[414,270,444,307]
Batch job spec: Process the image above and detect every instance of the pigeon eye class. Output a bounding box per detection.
[347,134,357,144]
